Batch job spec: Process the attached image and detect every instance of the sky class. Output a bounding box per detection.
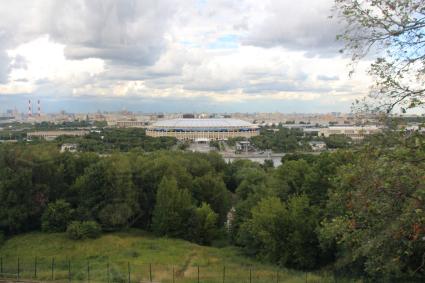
[0,0,373,113]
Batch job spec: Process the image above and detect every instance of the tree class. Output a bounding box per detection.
[41,200,74,232]
[191,203,219,245]
[151,176,194,238]
[320,139,425,278]
[238,195,322,269]
[72,156,139,230]
[323,134,351,149]
[192,174,231,223]
[272,159,316,199]
[335,0,425,112]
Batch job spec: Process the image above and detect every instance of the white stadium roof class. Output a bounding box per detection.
[151,118,257,128]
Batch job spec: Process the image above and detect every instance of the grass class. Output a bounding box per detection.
[0,229,354,283]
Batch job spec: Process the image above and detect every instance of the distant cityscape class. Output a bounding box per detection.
[1,99,424,126]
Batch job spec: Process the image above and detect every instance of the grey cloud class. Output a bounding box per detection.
[0,50,10,84]
[10,55,28,69]
[243,81,333,94]
[46,0,177,66]
[243,0,342,57]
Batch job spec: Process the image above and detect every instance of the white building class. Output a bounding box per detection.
[319,126,381,141]
[147,118,259,141]
[61,143,78,153]
[309,141,327,151]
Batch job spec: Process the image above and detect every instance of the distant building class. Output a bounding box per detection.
[319,126,381,141]
[182,113,195,119]
[147,118,259,141]
[309,141,327,151]
[116,121,147,128]
[27,130,89,141]
[61,143,78,153]
[236,141,252,152]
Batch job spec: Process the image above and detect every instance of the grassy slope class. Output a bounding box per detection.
[0,229,340,283]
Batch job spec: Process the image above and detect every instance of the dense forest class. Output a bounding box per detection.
[1,130,424,281]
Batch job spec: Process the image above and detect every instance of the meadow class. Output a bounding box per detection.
[0,229,349,283]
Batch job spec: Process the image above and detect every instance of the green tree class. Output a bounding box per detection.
[72,155,139,230]
[192,173,231,223]
[239,195,322,269]
[334,0,425,112]
[323,134,351,149]
[151,176,193,238]
[41,200,74,232]
[191,203,218,245]
[320,139,425,278]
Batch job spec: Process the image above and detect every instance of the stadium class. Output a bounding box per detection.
[146,118,259,141]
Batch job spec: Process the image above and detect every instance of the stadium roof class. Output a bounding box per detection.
[150,118,257,128]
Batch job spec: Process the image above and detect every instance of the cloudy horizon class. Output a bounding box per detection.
[0,0,373,113]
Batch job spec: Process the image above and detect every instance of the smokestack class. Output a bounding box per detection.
[37,100,41,117]
[28,99,32,117]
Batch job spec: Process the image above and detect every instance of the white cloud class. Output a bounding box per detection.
[0,0,372,112]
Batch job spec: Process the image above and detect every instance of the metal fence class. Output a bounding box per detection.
[0,256,334,283]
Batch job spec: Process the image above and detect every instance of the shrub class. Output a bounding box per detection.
[67,221,83,240]
[42,200,74,232]
[66,221,101,240]
[81,221,102,238]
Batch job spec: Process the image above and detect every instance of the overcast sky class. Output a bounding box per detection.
[0,0,372,113]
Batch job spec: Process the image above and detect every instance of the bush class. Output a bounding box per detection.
[42,200,74,232]
[66,221,101,240]
[81,221,102,238]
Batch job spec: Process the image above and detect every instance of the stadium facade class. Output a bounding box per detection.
[146,118,259,141]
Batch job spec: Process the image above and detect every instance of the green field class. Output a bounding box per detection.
[0,230,349,283]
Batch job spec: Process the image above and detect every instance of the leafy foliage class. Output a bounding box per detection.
[250,126,311,152]
[334,0,425,112]
[66,221,101,240]
[151,176,193,238]
[1,133,425,280]
[191,203,219,245]
[320,137,425,278]
[41,200,74,232]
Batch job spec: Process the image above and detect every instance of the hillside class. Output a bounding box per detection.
[0,230,335,283]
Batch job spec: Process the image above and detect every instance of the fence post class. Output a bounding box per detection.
[17,257,20,281]
[51,257,55,280]
[87,260,90,283]
[128,262,131,283]
[276,270,279,283]
[249,268,251,283]
[197,265,200,283]
[149,263,152,282]
[34,256,37,278]
[223,265,225,283]
[0,256,3,277]
[68,259,71,282]
[107,262,110,283]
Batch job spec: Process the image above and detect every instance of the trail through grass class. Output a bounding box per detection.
[0,229,357,283]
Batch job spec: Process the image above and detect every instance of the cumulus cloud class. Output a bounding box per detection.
[0,0,371,112]
[243,0,342,56]
[46,0,177,65]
